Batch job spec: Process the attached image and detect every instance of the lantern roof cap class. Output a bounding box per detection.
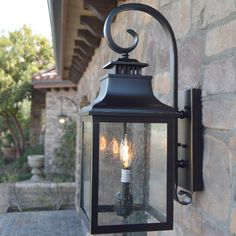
[103,57,149,70]
[81,74,177,117]
[102,57,149,76]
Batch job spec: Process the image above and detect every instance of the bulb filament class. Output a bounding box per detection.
[120,134,133,168]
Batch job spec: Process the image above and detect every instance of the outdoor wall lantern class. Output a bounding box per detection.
[57,96,78,124]
[80,3,203,235]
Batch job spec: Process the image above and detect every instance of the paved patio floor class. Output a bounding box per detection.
[0,210,88,236]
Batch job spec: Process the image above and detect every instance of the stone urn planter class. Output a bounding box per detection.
[27,155,45,182]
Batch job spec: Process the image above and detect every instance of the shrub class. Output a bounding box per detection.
[54,121,76,182]
[0,144,44,183]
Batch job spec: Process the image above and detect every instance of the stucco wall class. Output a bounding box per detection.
[75,0,236,235]
[45,89,78,173]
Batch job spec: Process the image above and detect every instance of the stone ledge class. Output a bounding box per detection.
[0,182,75,213]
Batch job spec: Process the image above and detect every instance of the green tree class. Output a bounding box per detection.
[0,25,54,157]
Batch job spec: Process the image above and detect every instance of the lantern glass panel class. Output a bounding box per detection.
[81,121,92,220]
[98,122,167,226]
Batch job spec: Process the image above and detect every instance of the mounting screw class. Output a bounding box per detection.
[177,143,188,148]
[178,110,188,119]
[177,159,188,168]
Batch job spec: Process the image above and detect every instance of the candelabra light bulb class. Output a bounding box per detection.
[120,134,133,169]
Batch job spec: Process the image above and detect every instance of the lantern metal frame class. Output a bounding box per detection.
[81,116,175,234]
[80,3,203,235]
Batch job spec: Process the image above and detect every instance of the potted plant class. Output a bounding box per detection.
[0,131,16,162]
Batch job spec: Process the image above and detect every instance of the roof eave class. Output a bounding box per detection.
[47,0,63,77]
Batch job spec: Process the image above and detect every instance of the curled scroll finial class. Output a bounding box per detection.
[103,9,139,54]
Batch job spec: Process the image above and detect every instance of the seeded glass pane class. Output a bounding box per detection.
[149,123,167,221]
[98,122,167,226]
[81,121,92,220]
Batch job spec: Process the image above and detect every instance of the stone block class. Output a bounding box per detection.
[153,72,170,95]
[182,205,202,234]
[203,58,236,95]
[161,0,172,7]
[182,205,192,229]
[194,135,230,222]
[192,0,236,29]
[229,135,236,164]
[190,209,202,235]
[125,0,160,8]
[230,208,236,234]
[170,0,191,39]
[174,201,183,225]
[179,34,204,90]
[0,184,12,213]
[230,177,236,202]
[9,182,75,211]
[138,0,160,13]
[206,19,236,56]
[135,30,146,60]
[161,224,183,236]
[202,219,228,236]
[147,21,169,73]
[203,100,236,130]
[144,39,159,75]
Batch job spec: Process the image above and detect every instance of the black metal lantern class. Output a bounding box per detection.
[57,96,78,124]
[80,3,203,235]
[57,97,68,124]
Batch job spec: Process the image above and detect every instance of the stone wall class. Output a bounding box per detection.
[29,89,46,146]
[45,89,78,173]
[0,182,75,212]
[75,0,236,235]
